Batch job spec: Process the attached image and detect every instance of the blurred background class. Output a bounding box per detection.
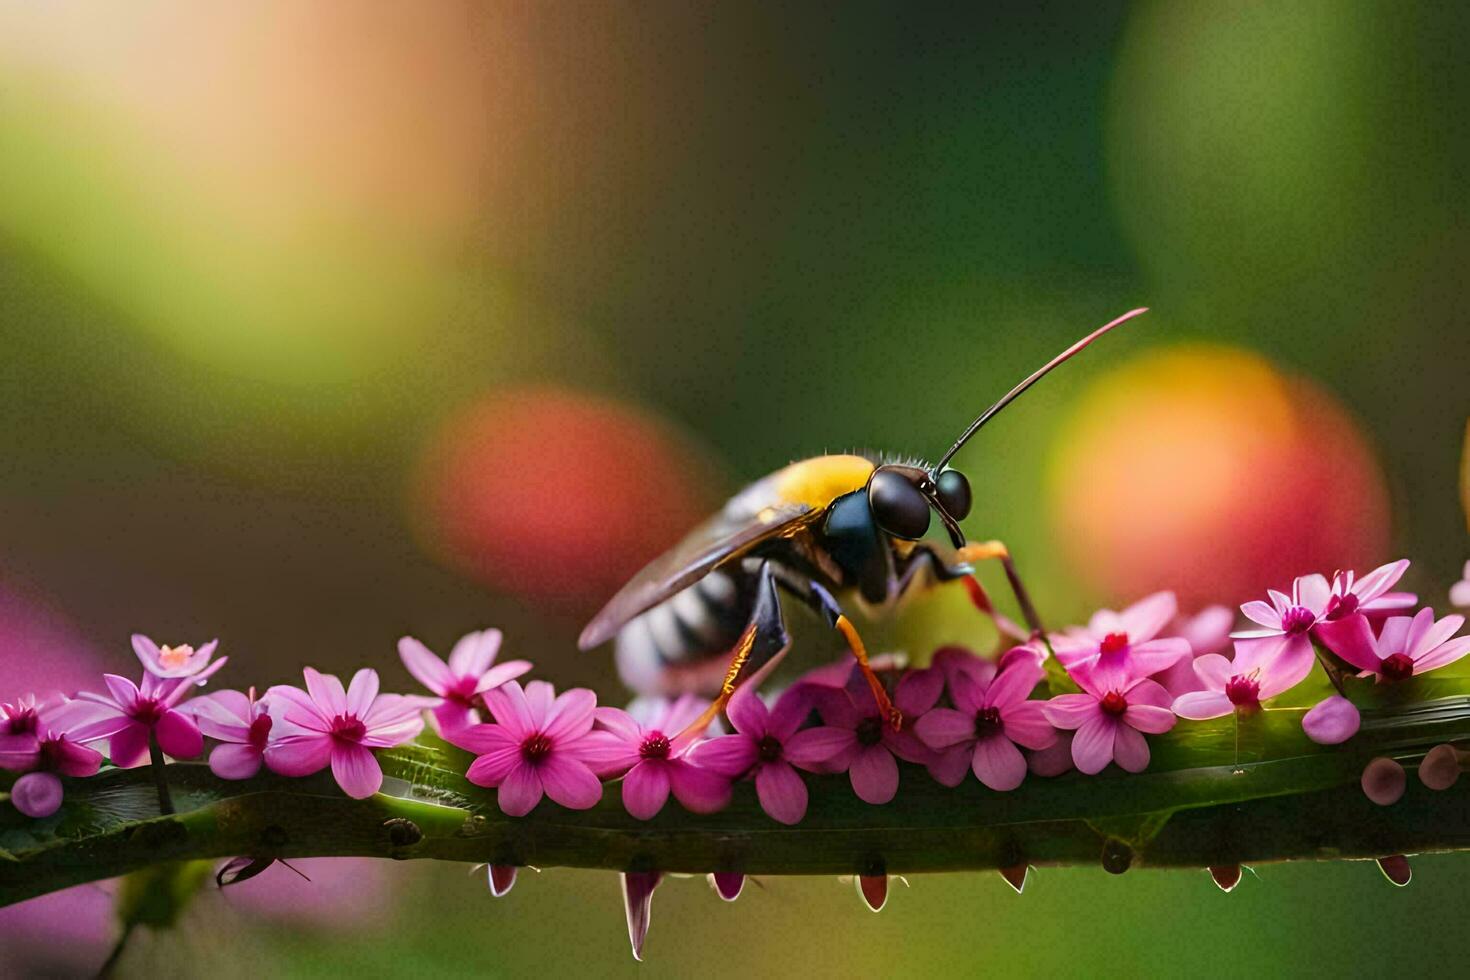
[2,1,1468,976]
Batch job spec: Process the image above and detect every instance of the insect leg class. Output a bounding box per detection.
[892,545,1028,642]
[953,540,1046,639]
[676,561,791,738]
[799,581,902,730]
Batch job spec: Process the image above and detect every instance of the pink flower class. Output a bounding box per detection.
[1318,607,1470,682]
[1303,694,1360,744]
[1450,561,1470,609]
[4,699,105,817]
[265,668,425,799]
[799,666,948,804]
[1154,605,1234,697]
[1321,559,1415,623]
[1051,592,1191,679]
[1171,636,1314,719]
[688,683,833,825]
[1044,666,1176,775]
[131,633,221,682]
[192,688,274,779]
[72,666,223,767]
[446,680,606,816]
[914,658,1054,791]
[0,695,45,771]
[584,695,731,819]
[397,629,532,734]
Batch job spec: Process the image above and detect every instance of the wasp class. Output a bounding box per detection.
[579,309,1147,728]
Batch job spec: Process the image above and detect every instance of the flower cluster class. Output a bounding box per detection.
[6,557,1470,829]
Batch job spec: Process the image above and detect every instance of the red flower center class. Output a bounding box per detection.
[1281,606,1316,635]
[973,706,1002,738]
[1323,593,1359,622]
[639,733,671,760]
[132,699,164,726]
[1380,653,1415,682]
[1225,674,1261,709]
[1100,691,1128,716]
[520,732,554,762]
[756,735,784,762]
[4,709,37,735]
[330,714,367,743]
[855,717,885,746]
[445,678,479,707]
[248,713,273,749]
[1099,632,1130,655]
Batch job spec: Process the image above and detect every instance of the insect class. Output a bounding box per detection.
[579,308,1147,729]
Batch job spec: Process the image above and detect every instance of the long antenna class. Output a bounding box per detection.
[932,307,1148,473]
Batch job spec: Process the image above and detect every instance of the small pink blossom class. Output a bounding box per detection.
[584,695,731,819]
[72,665,223,766]
[687,683,833,825]
[0,695,45,771]
[131,634,222,682]
[1240,561,1412,667]
[192,688,274,780]
[798,665,948,803]
[397,629,532,734]
[1303,694,1360,744]
[3,699,106,817]
[914,657,1055,791]
[265,668,425,799]
[1172,635,1315,720]
[1322,559,1415,623]
[446,680,606,816]
[1051,591,1191,679]
[1044,664,1175,775]
[1318,607,1470,682]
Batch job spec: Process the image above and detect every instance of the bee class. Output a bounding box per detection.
[579,309,1147,728]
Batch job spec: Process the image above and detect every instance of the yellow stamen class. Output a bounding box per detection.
[158,644,193,669]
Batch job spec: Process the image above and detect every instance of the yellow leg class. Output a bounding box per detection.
[834,615,901,731]
[676,623,758,739]
[954,539,1045,638]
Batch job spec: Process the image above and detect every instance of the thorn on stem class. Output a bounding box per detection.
[710,872,745,902]
[621,871,663,961]
[1361,757,1407,806]
[1418,744,1462,790]
[488,865,518,897]
[857,875,888,912]
[1377,855,1411,886]
[999,863,1029,894]
[1208,865,1242,893]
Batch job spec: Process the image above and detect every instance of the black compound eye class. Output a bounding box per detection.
[868,468,931,540]
[936,469,972,520]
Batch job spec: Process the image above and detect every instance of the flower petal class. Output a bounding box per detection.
[783,726,856,772]
[999,701,1055,751]
[474,660,533,694]
[1354,559,1410,603]
[973,735,1027,791]
[1240,600,1282,630]
[451,628,502,677]
[264,733,333,777]
[984,660,1044,709]
[1315,615,1380,672]
[482,683,532,738]
[543,688,597,742]
[1172,691,1233,721]
[210,742,264,780]
[926,744,972,787]
[1071,716,1117,775]
[668,760,732,814]
[622,762,672,819]
[1112,724,1151,772]
[754,761,808,825]
[1121,591,1177,642]
[303,668,348,715]
[847,745,898,804]
[538,756,603,810]
[1122,704,1176,735]
[894,666,945,715]
[1043,694,1098,731]
[108,723,152,768]
[687,734,758,777]
[398,637,452,695]
[914,707,976,749]
[47,737,102,777]
[1302,695,1361,745]
[345,669,380,718]
[496,762,543,816]
[331,742,383,799]
[155,709,204,759]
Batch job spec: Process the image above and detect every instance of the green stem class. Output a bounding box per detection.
[148,731,174,815]
[3,690,1470,908]
[95,922,135,978]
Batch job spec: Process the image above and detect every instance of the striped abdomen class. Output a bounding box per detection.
[614,568,755,697]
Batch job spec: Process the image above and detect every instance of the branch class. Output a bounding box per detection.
[6,690,1470,907]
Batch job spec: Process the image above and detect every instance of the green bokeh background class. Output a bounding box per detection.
[2,2,1469,976]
